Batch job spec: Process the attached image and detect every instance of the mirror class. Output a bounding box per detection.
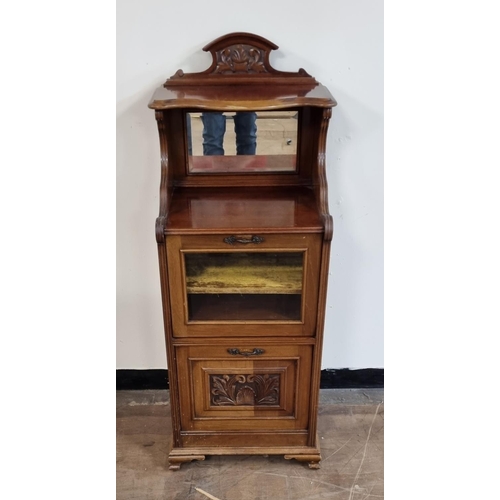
[187,111,298,173]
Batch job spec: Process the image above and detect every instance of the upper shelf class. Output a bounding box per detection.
[148,32,337,111]
[165,186,323,234]
[148,84,336,111]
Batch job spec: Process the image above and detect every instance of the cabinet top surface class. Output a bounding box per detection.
[148,84,336,111]
[165,186,324,234]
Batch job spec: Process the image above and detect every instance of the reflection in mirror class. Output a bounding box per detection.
[187,111,298,173]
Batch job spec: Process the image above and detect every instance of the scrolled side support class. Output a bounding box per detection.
[155,216,167,243]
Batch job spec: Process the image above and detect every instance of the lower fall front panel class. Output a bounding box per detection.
[175,343,313,433]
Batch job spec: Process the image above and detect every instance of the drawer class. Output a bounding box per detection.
[168,233,319,249]
[175,343,313,432]
[166,233,322,337]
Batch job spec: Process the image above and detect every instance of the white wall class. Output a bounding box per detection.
[117,0,384,369]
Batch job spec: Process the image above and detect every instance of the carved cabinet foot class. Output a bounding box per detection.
[284,454,321,469]
[168,454,205,470]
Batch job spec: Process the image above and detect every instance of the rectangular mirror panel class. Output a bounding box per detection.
[187,111,298,173]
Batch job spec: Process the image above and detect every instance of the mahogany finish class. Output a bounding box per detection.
[149,84,336,110]
[165,187,323,234]
[148,33,336,470]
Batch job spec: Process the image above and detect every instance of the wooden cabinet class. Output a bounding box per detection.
[148,32,336,470]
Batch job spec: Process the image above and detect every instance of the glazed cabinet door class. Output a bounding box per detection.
[166,234,322,337]
[176,343,313,447]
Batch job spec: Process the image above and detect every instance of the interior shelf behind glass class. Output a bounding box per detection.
[185,253,303,294]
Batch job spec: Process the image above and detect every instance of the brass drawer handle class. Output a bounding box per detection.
[227,348,265,357]
[223,235,265,245]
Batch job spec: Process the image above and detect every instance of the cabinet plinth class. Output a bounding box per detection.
[148,32,336,470]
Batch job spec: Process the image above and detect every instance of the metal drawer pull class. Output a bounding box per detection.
[227,348,265,357]
[223,235,264,245]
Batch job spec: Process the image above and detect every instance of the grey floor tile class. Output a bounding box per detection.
[117,389,384,500]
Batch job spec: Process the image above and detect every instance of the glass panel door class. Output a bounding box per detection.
[184,251,304,322]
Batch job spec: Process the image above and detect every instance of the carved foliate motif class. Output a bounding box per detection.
[163,33,320,86]
[210,374,280,406]
[214,44,268,74]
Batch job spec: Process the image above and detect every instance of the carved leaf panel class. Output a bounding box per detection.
[215,45,267,74]
[210,374,280,406]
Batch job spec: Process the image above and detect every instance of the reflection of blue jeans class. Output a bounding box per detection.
[201,112,257,155]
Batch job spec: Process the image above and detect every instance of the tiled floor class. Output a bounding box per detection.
[117,389,384,499]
